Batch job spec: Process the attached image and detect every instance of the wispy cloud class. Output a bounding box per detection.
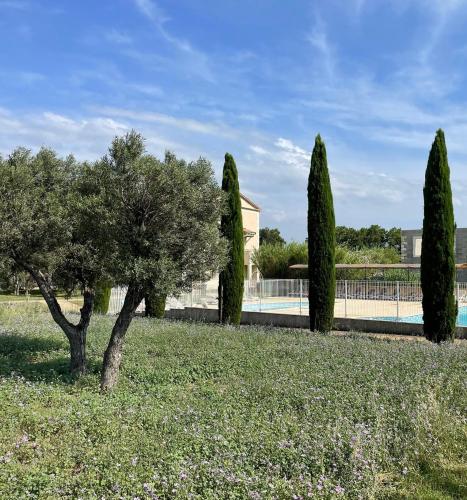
[133,0,190,52]
[306,14,335,78]
[93,106,237,139]
[0,107,188,161]
[132,0,216,82]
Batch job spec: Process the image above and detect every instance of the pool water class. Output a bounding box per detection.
[373,305,467,326]
[242,302,467,326]
[243,301,305,312]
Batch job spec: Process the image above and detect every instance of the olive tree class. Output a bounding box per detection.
[99,134,226,390]
[0,148,111,375]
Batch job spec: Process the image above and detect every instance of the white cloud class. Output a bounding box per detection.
[131,0,216,82]
[306,14,335,77]
[93,106,237,139]
[249,145,268,155]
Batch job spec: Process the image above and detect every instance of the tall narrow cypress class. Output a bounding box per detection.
[307,135,335,332]
[219,153,244,324]
[421,130,456,342]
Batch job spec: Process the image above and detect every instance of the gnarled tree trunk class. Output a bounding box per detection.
[100,283,144,391]
[19,262,94,376]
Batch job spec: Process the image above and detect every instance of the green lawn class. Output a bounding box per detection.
[0,309,466,499]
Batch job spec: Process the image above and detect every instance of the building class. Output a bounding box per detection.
[203,193,261,293]
[241,193,261,281]
[401,228,467,281]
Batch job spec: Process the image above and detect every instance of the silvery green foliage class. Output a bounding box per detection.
[0,147,107,295]
[98,132,227,295]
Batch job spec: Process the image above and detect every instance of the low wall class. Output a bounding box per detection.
[165,307,467,339]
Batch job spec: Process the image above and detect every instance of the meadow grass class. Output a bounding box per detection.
[0,308,466,499]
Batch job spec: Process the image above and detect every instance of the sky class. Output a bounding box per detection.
[2,0,467,241]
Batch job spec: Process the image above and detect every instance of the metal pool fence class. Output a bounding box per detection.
[4,280,467,326]
[178,279,467,325]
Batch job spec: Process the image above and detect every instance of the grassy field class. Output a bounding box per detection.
[0,308,466,499]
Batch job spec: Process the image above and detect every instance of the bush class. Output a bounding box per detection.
[93,282,112,315]
[253,244,403,281]
[145,292,167,319]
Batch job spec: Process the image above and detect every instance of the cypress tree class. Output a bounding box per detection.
[421,130,456,342]
[307,135,335,332]
[93,281,112,315]
[218,153,244,324]
[145,290,167,319]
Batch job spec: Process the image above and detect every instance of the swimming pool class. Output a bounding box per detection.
[372,306,467,326]
[242,301,467,326]
[243,301,306,312]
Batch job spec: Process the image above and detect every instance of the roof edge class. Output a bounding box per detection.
[240,193,261,211]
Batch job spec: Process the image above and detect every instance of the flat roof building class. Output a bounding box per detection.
[401,228,467,281]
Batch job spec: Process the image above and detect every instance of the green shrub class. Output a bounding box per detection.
[93,282,112,315]
[145,291,166,318]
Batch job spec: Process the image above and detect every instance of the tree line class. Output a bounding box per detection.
[307,129,456,342]
[260,225,401,252]
[253,243,401,280]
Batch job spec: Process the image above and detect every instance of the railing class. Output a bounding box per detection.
[181,279,467,326]
[4,280,466,327]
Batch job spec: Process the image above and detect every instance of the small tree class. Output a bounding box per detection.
[0,148,109,375]
[421,130,456,343]
[252,242,307,279]
[99,136,226,390]
[218,153,244,325]
[307,135,335,332]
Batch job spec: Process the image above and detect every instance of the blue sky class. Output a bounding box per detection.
[2,0,467,241]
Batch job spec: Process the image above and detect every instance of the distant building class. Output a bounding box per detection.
[401,228,467,280]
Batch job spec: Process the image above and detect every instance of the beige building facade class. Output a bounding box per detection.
[241,193,261,281]
[204,193,260,291]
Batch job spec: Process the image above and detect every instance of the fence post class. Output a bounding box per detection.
[396,281,400,321]
[299,279,302,316]
[259,279,262,312]
[344,280,348,318]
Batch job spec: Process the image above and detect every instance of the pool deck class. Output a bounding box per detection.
[240,297,424,320]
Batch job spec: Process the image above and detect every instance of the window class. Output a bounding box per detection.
[413,236,422,257]
[413,235,456,258]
